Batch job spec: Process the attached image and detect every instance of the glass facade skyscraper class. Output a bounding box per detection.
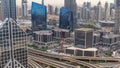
[1,0,16,21]
[0,18,27,68]
[31,2,47,31]
[59,7,73,31]
[64,0,77,28]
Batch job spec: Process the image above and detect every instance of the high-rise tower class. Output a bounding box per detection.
[114,0,120,34]
[1,0,16,21]
[22,0,27,18]
[97,1,102,23]
[0,18,27,68]
[104,2,109,21]
[64,0,77,30]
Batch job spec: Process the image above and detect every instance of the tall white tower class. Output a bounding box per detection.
[22,0,27,18]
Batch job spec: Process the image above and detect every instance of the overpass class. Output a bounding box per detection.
[29,55,77,68]
[29,48,99,68]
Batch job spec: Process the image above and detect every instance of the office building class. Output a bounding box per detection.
[0,2,2,21]
[22,0,27,18]
[55,7,59,15]
[1,0,16,21]
[114,0,120,34]
[52,28,70,39]
[97,1,102,23]
[59,7,73,31]
[31,2,47,31]
[64,0,77,28]
[104,2,109,21]
[48,4,53,15]
[0,18,27,68]
[110,3,115,16]
[75,28,93,48]
[65,47,98,57]
[16,6,22,19]
[33,30,53,45]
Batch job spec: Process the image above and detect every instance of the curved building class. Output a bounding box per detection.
[31,2,47,31]
[59,7,73,32]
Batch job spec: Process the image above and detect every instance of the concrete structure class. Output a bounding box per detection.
[52,28,70,39]
[0,18,27,68]
[65,47,98,57]
[75,28,93,48]
[1,0,16,21]
[33,30,53,45]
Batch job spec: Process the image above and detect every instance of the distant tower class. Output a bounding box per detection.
[105,2,109,21]
[114,0,120,34]
[22,0,27,18]
[97,1,102,23]
[64,0,77,29]
[42,0,44,5]
[1,0,17,21]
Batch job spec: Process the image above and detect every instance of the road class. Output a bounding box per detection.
[29,48,99,68]
[29,55,76,68]
[29,59,43,68]
[29,48,120,62]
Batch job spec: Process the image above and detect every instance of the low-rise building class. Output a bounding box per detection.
[33,30,53,45]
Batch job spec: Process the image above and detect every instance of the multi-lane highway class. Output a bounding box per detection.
[29,55,77,68]
[29,48,120,62]
[29,59,43,68]
[29,48,99,68]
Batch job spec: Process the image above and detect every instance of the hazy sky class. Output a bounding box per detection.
[17,0,114,8]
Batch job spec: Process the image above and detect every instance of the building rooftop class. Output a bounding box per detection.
[34,30,52,35]
[75,28,93,32]
[103,34,120,39]
[52,28,70,32]
[67,46,98,51]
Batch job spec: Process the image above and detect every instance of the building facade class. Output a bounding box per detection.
[1,0,16,21]
[115,0,120,34]
[64,0,77,28]
[22,0,27,18]
[75,28,93,48]
[33,30,53,45]
[0,18,27,68]
[31,2,47,31]
[59,7,73,31]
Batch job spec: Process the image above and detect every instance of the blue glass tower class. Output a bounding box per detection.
[59,7,73,31]
[31,2,47,31]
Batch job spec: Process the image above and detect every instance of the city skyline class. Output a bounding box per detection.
[17,0,114,8]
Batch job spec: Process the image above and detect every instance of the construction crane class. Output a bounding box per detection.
[59,31,63,53]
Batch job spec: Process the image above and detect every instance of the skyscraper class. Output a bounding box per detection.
[31,2,47,31]
[1,0,16,21]
[59,7,73,31]
[104,2,109,21]
[97,1,102,23]
[114,0,120,34]
[64,0,77,29]
[55,7,59,15]
[0,18,27,68]
[48,4,53,15]
[0,2,2,20]
[75,28,93,48]
[22,0,27,18]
